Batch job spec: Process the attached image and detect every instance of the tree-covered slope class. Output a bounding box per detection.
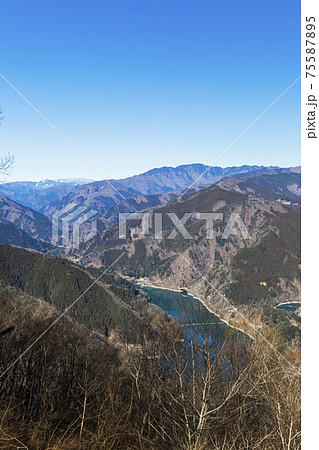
[0,193,52,244]
[0,222,53,252]
[0,244,171,342]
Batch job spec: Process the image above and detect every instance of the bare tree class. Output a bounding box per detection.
[0,107,15,175]
[0,154,14,176]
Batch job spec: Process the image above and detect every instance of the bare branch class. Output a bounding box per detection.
[0,153,15,176]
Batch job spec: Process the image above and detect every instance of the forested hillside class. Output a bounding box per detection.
[0,244,173,343]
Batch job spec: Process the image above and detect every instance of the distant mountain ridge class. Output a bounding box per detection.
[0,165,301,252]
[140,163,268,180]
[1,165,299,214]
[34,178,94,188]
[0,178,94,210]
[41,164,294,218]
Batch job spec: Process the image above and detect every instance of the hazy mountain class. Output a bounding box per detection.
[41,182,138,217]
[43,166,299,247]
[0,165,300,252]
[0,193,52,244]
[33,178,94,188]
[92,171,302,234]
[41,164,286,219]
[0,178,94,210]
[234,165,301,178]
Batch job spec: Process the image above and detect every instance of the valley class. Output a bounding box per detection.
[0,163,301,449]
[0,1,303,445]
[0,163,301,343]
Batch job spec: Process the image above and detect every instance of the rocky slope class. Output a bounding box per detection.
[75,183,300,311]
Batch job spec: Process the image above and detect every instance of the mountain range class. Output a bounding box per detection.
[73,179,300,342]
[40,164,292,218]
[0,178,93,210]
[0,164,301,252]
[1,164,296,214]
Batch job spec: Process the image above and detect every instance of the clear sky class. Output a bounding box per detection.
[0,0,300,182]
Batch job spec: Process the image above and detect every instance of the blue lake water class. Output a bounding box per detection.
[137,285,244,344]
[276,302,301,312]
[137,285,217,324]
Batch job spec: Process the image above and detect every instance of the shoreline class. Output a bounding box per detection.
[137,282,254,340]
[275,301,301,307]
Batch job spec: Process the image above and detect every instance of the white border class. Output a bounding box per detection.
[301,0,319,447]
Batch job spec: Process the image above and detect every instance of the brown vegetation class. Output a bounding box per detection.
[0,288,300,450]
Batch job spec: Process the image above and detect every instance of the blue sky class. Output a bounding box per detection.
[0,0,300,182]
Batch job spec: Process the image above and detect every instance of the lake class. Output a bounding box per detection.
[137,285,243,343]
[276,302,301,312]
